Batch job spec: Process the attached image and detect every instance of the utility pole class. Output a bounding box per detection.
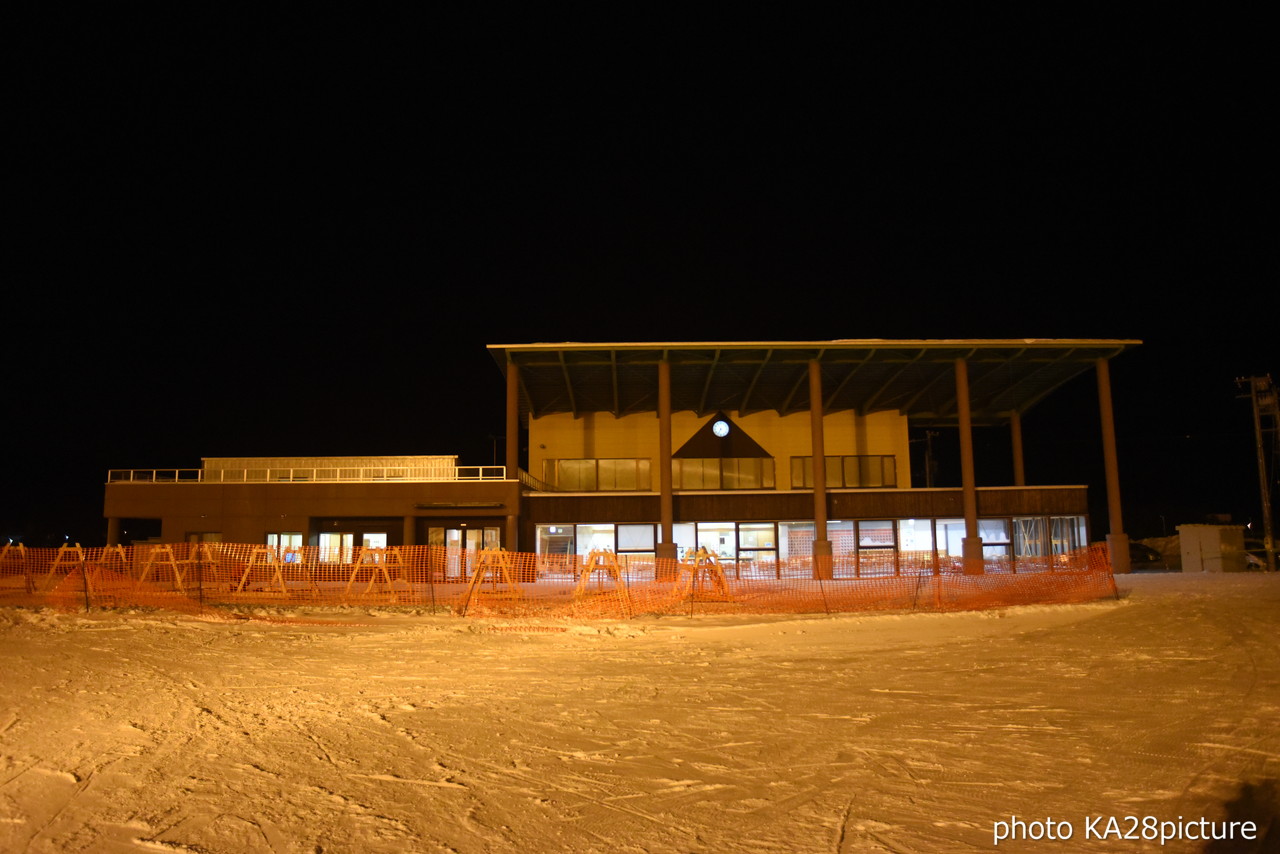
[911,430,939,488]
[1238,375,1278,572]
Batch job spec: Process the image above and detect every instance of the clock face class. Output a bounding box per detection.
[712,419,730,437]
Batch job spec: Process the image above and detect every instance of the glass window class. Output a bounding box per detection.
[1051,516,1088,554]
[825,457,843,488]
[700,459,722,489]
[597,459,625,491]
[672,523,697,559]
[721,458,746,490]
[575,523,615,555]
[936,518,966,560]
[979,518,1010,544]
[737,522,777,575]
[828,520,855,555]
[675,459,776,490]
[854,520,895,576]
[738,522,776,550]
[534,524,576,574]
[978,518,1011,562]
[319,532,354,563]
[779,521,815,558]
[545,459,651,491]
[897,519,934,574]
[858,456,893,487]
[185,532,223,543]
[983,543,1010,561]
[598,459,650,491]
[536,525,575,556]
[791,456,898,488]
[897,519,934,552]
[267,532,302,550]
[674,459,716,489]
[267,532,302,560]
[554,459,595,491]
[857,520,895,549]
[1013,517,1047,557]
[617,524,654,551]
[720,458,775,489]
[697,522,736,560]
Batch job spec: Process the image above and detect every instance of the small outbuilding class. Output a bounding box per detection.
[1178,524,1248,573]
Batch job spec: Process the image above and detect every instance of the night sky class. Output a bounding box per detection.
[6,11,1274,547]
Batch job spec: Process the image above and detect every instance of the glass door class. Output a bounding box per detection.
[319,532,354,563]
[428,526,502,579]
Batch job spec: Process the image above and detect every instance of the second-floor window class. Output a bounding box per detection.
[542,457,778,491]
[544,458,652,491]
[790,455,897,489]
[672,458,775,490]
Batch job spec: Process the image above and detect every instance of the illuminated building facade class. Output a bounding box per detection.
[103,339,1140,573]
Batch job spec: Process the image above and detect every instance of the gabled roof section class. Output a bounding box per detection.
[487,339,1141,427]
[674,413,771,459]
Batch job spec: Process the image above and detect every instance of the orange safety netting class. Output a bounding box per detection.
[0,541,1117,620]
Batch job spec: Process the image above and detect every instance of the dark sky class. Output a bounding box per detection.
[6,10,1274,546]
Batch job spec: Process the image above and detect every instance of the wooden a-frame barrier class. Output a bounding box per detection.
[137,545,188,593]
[237,546,318,596]
[457,548,522,615]
[574,548,633,617]
[344,546,404,600]
[1,543,32,593]
[42,542,87,591]
[676,547,733,602]
[84,545,129,597]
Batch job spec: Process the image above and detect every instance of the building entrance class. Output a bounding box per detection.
[425,525,502,580]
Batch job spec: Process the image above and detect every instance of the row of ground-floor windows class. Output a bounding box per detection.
[535,516,1089,565]
[199,517,1087,568]
[263,528,501,563]
[267,532,387,563]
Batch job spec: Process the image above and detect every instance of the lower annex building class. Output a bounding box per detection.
[103,339,1141,574]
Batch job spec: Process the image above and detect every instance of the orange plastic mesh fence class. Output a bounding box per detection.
[0,542,1117,619]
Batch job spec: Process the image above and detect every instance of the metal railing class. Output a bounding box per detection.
[107,466,508,484]
[518,469,557,492]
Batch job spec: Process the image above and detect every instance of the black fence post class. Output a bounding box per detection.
[81,557,91,613]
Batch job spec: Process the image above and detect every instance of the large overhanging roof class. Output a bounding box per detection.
[488,339,1140,427]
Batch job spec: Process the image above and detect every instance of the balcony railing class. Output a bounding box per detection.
[107,466,508,484]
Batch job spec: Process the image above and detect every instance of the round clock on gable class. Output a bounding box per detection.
[712,419,730,437]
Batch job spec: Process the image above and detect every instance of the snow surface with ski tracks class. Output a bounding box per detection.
[2,572,1276,852]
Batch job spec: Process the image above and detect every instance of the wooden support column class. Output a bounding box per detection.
[1010,409,1026,487]
[505,359,521,552]
[809,360,833,579]
[1096,358,1130,574]
[506,514,519,555]
[402,516,416,546]
[106,517,121,546]
[505,360,520,479]
[956,357,984,574]
[656,358,678,579]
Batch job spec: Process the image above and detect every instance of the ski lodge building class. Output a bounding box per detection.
[103,339,1141,574]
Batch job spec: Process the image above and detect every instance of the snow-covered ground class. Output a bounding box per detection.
[2,571,1277,853]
